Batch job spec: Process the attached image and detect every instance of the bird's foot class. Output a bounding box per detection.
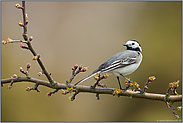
[120,88,126,91]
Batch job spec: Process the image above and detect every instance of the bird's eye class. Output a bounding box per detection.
[132,43,135,45]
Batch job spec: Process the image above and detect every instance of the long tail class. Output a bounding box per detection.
[74,71,99,86]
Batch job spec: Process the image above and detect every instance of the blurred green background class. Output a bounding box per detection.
[1,1,182,122]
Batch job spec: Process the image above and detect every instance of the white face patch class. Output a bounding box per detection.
[125,40,142,52]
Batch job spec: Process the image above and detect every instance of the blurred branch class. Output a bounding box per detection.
[1,77,182,102]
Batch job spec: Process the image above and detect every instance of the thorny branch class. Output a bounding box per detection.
[1,1,182,119]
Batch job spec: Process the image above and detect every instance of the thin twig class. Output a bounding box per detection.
[66,64,88,87]
[22,1,28,41]
[92,74,101,88]
[165,88,171,102]
[169,102,180,119]
[7,40,27,43]
[91,73,108,89]
[47,89,60,96]
[32,83,40,92]
[70,90,79,101]
[20,1,56,86]
[96,93,100,100]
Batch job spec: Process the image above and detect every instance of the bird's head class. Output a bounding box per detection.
[123,40,142,52]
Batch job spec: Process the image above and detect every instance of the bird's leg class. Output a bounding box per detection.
[119,73,133,88]
[117,76,124,90]
[119,73,130,81]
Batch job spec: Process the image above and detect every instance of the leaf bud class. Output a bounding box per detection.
[177,106,182,110]
[94,76,99,80]
[33,56,38,60]
[27,62,31,69]
[38,72,43,76]
[26,13,28,19]
[14,4,22,9]
[69,96,75,101]
[7,84,12,89]
[47,93,51,96]
[174,113,179,119]
[148,76,156,82]
[25,87,32,91]
[20,67,24,73]
[18,21,24,27]
[102,73,109,79]
[29,36,33,41]
[12,74,17,78]
[79,64,83,70]
[74,64,78,69]
[81,66,89,72]
[61,89,68,95]
[2,40,7,45]
[66,87,73,93]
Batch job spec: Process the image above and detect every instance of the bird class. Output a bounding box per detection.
[74,40,142,90]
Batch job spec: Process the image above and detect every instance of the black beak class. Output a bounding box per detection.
[123,44,127,46]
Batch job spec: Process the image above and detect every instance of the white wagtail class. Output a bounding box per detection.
[74,40,142,90]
